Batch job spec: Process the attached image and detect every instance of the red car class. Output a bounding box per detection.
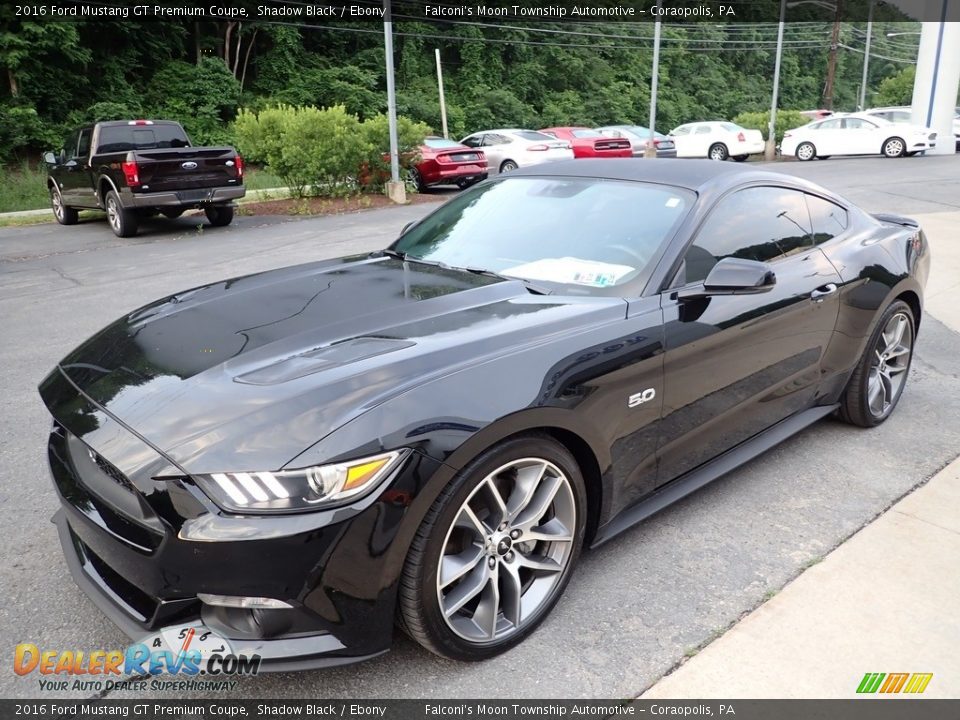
[538,127,633,158]
[411,137,488,191]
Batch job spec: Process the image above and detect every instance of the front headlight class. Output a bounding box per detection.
[192,450,404,514]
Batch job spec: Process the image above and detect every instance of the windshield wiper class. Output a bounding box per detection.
[459,266,551,295]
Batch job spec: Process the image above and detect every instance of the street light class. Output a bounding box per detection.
[765,0,786,161]
[645,0,662,159]
[859,0,874,111]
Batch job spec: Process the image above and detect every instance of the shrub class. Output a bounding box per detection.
[233,104,431,196]
[733,109,808,144]
[358,113,432,191]
[0,105,60,163]
[145,58,241,146]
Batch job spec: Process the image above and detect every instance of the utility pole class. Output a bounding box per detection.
[383,0,405,203]
[765,0,787,161]
[645,0,662,159]
[823,0,843,110]
[435,48,449,139]
[858,0,874,110]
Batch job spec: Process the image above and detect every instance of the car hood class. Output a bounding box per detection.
[47,255,625,474]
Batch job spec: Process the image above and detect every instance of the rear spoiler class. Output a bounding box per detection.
[871,212,920,229]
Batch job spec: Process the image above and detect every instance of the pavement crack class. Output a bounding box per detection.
[51,266,82,287]
[892,509,960,536]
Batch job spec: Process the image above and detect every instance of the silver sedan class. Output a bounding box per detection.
[460,129,574,174]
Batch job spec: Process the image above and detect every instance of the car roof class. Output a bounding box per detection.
[508,158,793,191]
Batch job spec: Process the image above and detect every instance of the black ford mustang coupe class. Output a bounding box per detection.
[40,160,929,668]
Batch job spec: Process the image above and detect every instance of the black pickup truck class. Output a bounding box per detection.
[44,120,245,237]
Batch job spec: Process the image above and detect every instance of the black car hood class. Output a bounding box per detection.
[51,255,626,474]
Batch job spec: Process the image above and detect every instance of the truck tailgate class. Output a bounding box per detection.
[133,147,241,191]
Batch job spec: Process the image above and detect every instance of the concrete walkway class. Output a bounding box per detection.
[642,210,960,699]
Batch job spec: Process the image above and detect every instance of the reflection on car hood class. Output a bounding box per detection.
[54,255,625,473]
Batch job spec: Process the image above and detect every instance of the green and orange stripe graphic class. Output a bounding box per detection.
[857,672,933,694]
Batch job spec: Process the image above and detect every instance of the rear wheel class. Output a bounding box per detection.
[796,142,817,161]
[882,137,906,158]
[204,205,234,227]
[408,167,426,192]
[708,143,729,161]
[50,186,78,225]
[105,190,138,237]
[499,160,518,173]
[839,300,915,427]
[398,435,586,661]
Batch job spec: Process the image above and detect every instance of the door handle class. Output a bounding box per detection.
[810,283,838,301]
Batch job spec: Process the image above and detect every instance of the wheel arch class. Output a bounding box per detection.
[98,174,122,206]
[895,288,922,333]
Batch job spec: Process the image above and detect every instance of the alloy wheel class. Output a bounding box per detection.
[436,457,576,643]
[797,143,815,161]
[867,311,912,418]
[709,144,728,161]
[51,190,63,221]
[884,138,904,157]
[107,197,120,232]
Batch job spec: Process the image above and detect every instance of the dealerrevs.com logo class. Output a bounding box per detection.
[15,625,260,692]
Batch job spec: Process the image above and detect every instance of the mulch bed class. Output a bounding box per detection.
[239,192,445,217]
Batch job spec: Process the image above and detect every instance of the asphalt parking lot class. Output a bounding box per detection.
[1,155,958,700]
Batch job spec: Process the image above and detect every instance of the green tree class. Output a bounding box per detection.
[145,58,241,145]
[874,66,916,107]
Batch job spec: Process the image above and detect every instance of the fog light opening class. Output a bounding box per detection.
[197,593,293,610]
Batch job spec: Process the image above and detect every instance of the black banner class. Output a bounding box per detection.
[4,0,959,24]
[2,700,960,720]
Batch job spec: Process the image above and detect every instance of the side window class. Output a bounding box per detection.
[63,130,80,159]
[680,187,813,285]
[694,126,711,135]
[484,134,511,146]
[672,126,691,136]
[541,131,557,138]
[891,111,910,122]
[76,128,92,158]
[817,119,842,130]
[805,194,848,245]
[461,135,482,148]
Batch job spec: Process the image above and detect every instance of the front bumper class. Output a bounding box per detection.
[40,369,443,670]
[123,185,245,209]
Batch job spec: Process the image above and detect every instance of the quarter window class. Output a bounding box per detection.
[680,187,813,285]
[805,194,848,245]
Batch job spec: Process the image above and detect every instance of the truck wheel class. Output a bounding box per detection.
[105,190,139,238]
[205,205,234,227]
[50,187,79,225]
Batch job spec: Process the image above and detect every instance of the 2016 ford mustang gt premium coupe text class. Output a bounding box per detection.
[40,160,929,668]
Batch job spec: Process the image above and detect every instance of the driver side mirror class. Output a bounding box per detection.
[677,257,776,301]
[43,151,58,165]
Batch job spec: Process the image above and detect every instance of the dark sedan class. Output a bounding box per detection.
[40,160,928,668]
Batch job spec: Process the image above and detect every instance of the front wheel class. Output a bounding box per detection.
[204,205,234,227]
[882,137,906,158]
[838,300,915,427]
[398,435,586,661]
[796,142,817,161]
[50,187,78,225]
[105,190,138,238]
[708,143,729,161]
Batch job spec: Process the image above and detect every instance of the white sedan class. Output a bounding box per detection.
[669,121,765,161]
[460,129,574,174]
[781,114,937,161]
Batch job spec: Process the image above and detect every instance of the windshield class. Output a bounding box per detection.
[424,137,465,149]
[572,129,602,138]
[515,130,555,142]
[391,177,694,295]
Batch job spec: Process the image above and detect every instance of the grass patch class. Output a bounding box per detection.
[243,167,285,191]
[0,163,49,213]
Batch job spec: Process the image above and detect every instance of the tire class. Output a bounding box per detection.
[499,160,518,173]
[160,208,185,219]
[398,434,587,661]
[838,299,915,428]
[204,205,234,227]
[50,186,78,225]
[796,142,817,162]
[818,156,832,160]
[708,143,729,161]
[733,154,749,162]
[882,136,906,158]
[105,190,138,238]
[905,151,919,157]
[409,168,426,193]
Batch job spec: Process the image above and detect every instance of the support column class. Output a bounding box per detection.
[910,12,960,155]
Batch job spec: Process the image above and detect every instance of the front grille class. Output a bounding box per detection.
[77,533,157,622]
